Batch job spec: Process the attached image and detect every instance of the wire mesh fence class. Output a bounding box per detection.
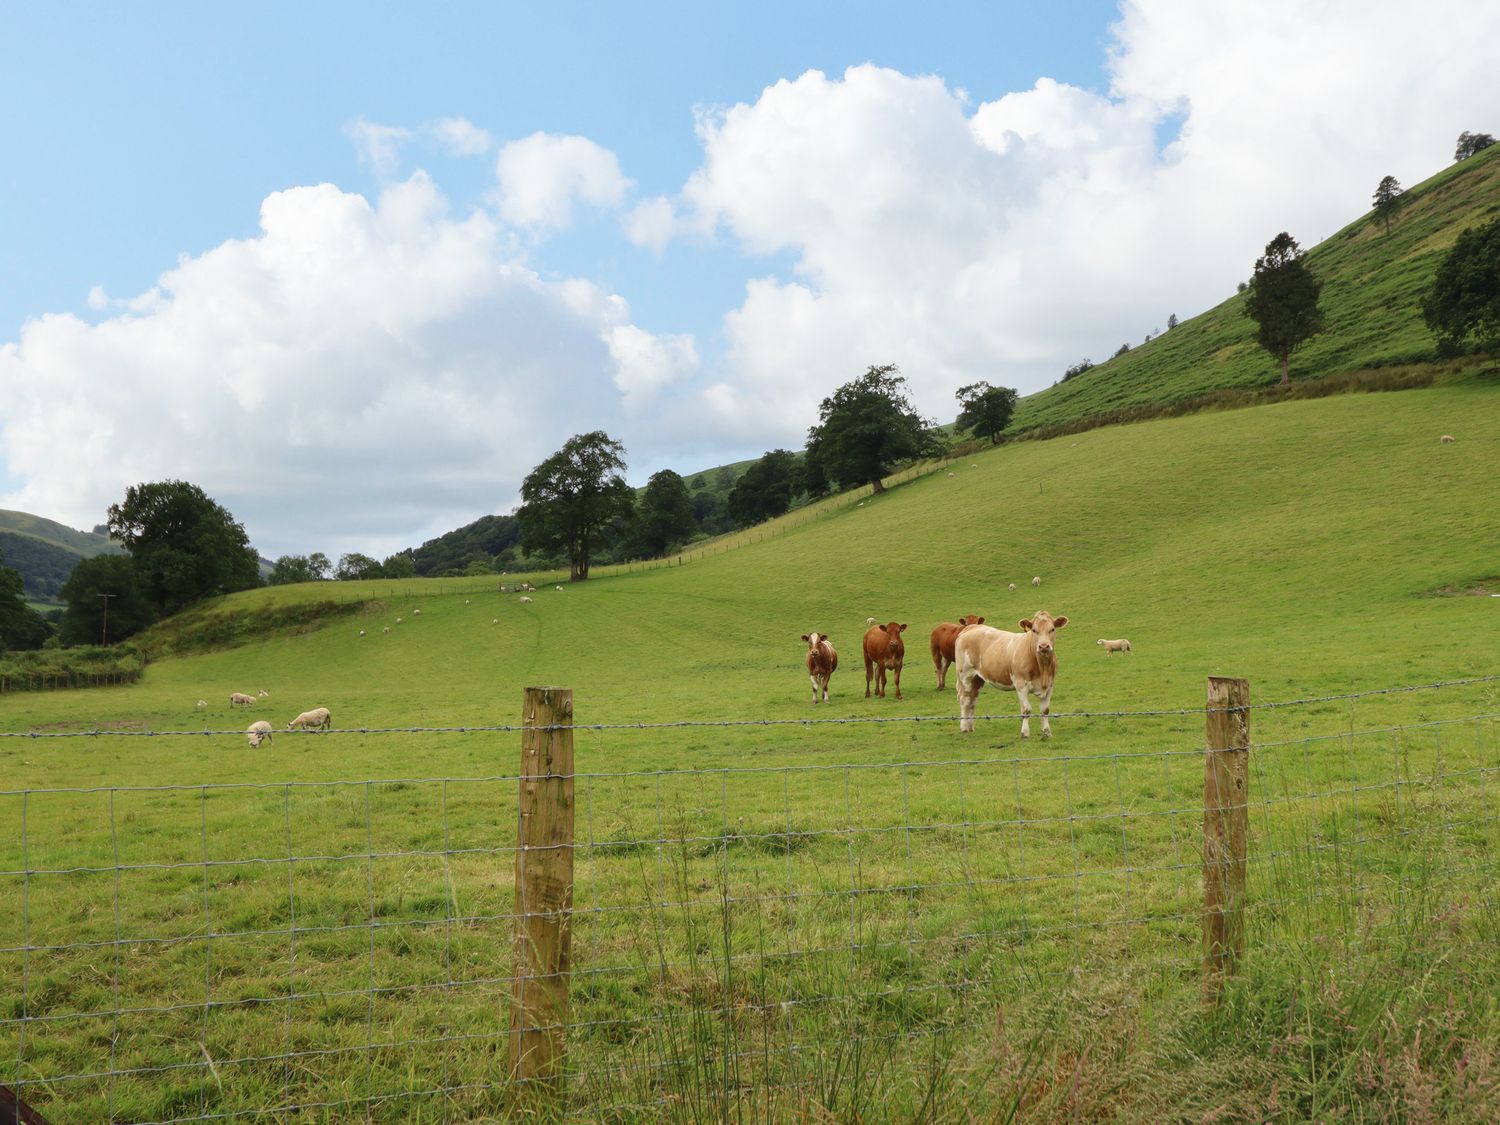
[3,676,1498,1121]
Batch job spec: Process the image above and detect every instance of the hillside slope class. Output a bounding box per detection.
[1011,144,1500,433]
[0,508,122,602]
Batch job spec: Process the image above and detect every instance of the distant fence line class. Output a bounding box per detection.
[3,674,1496,1122]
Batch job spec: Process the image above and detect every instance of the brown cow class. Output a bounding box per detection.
[863,621,908,699]
[954,610,1069,737]
[801,632,838,704]
[929,614,985,690]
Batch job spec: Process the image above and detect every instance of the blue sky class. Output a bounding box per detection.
[2,1,1495,557]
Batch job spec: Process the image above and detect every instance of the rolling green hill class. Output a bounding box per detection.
[1010,142,1500,434]
[0,507,123,603]
[4,381,1499,1120]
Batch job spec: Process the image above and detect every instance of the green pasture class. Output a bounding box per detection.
[4,381,1500,1121]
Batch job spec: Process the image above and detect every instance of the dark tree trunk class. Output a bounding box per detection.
[1279,356,1290,386]
[871,477,886,495]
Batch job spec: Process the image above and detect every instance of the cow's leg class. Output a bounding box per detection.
[892,659,902,700]
[864,655,874,698]
[934,652,947,691]
[821,673,831,703]
[809,673,820,703]
[1016,683,1032,739]
[1038,684,1054,738]
[957,669,982,733]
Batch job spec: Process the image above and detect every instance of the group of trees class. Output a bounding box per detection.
[267,549,416,585]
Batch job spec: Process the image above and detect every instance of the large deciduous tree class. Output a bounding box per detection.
[1422,215,1500,355]
[954,381,1018,445]
[106,480,260,615]
[1454,131,1496,161]
[634,469,698,556]
[1243,232,1325,386]
[516,431,635,581]
[805,365,934,494]
[727,450,799,528]
[0,559,51,650]
[58,554,154,645]
[1372,175,1404,235]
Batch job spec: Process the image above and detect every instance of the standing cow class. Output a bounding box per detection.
[863,621,908,700]
[929,614,985,690]
[801,632,838,704]
[954,611,1069,737]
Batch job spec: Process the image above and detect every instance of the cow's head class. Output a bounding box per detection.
[802,632,828,649]
[1018,612,1068,659]
[959,614,985,626]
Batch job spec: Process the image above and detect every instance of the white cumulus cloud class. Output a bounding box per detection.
[431,116,493,156]
[495,132,633,230]
[345,117,412,179]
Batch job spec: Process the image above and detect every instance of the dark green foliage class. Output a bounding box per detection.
[1244,232,1326,385]
[728,450,799,528]
[954,381,1018,445]
[517,431,635,581]
[269,553,331,585]
[1422,216,1500,355]
[634,470,698,556]
[1167,314,1179,330]
[805,365,934,495]
[1372,175,1404,234]
[381,551,416,579]
[1113,342,1131,357]
[106,481,260,615]
[410,514,520,576]
[0,560,51,649]
[58,554,155,645]
[1063,360,1094,381]
[1455,131,1495,161]
[691,491,731,536]
[334,552,382,580]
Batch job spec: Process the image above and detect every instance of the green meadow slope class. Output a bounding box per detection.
[1011,143,1500,434]
[4,384,1500,1122]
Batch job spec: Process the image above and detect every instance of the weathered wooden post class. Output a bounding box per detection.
[511,686,575,1104]
[1203,677,1250,1001]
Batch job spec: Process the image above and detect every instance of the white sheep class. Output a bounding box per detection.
[1441,434,1455,443]
[866,617,876,626]
[413,608,421,615]
[359,630,366,637]
[1007,583,1016,592]
[257,689,269,697]
[519,596,533,604]
[491,617,499,624]
[382,626,390,634]
[287,707,332,732]
[196,699,208,709]
[229,692,256,708]
[555,585,564,591]
[465,599,471,605]
[1031,576,1042,587]
[246,720,274,748]
[396,617,403,624]
[1097,638,1132,654]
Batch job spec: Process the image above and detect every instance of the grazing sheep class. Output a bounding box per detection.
[1031,576,1042,587]
[866,617,876,626]
[947,472,955,477]
[359,630,366,637]
[382,626,390,634]
[465,599,471,604]
[491,617,499,624]
[396,617,403,624]
[1441,434,1455,443]
[519,596,533,604]
[1007,583,1017,592]
[229,692,256,708]
[246,720,274,749]
[1097,638,1132,654]
[287,707,332,732]
[195,699,208,710]
[555,585,564,591]
[413,608,421,615]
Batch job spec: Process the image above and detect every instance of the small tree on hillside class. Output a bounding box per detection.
[516,431,635,581]
[806,365,935,495]
[1372,175,1404,235]
[335,552,383,580]
[1454,131,1496,161]
[1422,215,1500,355]
[954,381,1018,445]
[728,450,799,528]
[1244,232,1325,386]
[107,480,260,615]
[1167,313,1179,330]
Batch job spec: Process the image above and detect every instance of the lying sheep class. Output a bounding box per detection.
[246,720,274,748]
[287,707,332,732]
[866,616,876,626]
[555,585,564,591]
[229,692,256,707]
[359,629,366,637]
[1097,638,1132,654]
[1007,583,1016,592]
[412,608,421,616]
[196,699,208,709]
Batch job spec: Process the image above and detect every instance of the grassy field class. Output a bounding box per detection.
[1010,143,1500,435]
[4,380,1500,1122]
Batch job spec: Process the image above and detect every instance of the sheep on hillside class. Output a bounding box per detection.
[246,720,274,748]
[196,699,208,709]
[1031,576,1042,587]
[1008,583,1016,592]
[257,689,269,698]
[1441,435,1455,443]
[413,608,421,616]
[287,707,332,732]
[519,596,533,604]
[1097,638,1132,654]
[229,692,256,708]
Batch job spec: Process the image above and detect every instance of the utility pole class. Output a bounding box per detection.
[98,592,117,646]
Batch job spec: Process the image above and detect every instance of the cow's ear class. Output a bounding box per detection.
[976,616,985,624]
[899,623,908,632]
[1019,618,1033,631]
[801,634,810,642]
[1053,616,1068,629]
[878,623,888,633]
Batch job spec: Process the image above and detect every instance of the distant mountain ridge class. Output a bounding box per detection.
[0,509,124,603]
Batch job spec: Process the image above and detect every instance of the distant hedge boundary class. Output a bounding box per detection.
[1007,361,1490,445]
[0,645,146,694]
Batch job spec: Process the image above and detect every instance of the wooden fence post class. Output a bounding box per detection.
[511,686,575,1104]
[1204,676,1250,1001]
